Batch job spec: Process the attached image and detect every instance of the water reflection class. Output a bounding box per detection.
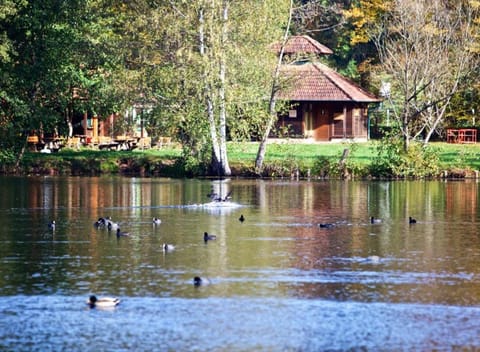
[1,176,480,349]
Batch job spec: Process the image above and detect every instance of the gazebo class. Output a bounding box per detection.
[275,36,380,141]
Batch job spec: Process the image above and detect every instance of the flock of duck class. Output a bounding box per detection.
[51,210,245,309]
[49,189,417,310]
[82,213,415,308]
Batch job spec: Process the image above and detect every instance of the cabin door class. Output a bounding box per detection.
[312,105,330,141]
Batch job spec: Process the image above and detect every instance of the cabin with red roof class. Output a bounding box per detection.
[274,35,380,141]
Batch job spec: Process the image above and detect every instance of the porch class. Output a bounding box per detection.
[276,101,370,142]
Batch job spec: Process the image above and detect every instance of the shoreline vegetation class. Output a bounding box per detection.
[1,141,480,179]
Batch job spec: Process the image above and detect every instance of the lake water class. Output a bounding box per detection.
[1,176,480,350]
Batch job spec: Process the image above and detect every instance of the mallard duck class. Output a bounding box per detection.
[86,295,120,308]
[204,232,217,243]
[153,217,162,225]
[116,228,130,237]
[193,276,211,286]
[409,216,417,224]
[162,243,175,251]
[239,214,245,223]
[370,217,382,224]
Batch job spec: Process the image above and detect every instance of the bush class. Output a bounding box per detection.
[312,155,335,178]
[0,150,16,173]
[370,130,440,178]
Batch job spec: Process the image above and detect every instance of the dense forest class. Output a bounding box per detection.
[1,0,479,175]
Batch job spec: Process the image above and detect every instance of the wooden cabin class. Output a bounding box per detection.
[274,36,380,141]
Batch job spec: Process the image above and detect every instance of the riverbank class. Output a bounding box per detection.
[2,141,480,178]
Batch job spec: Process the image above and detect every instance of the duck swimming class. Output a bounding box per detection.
[153,218,162,225]
[162,243,175,251]
[48,220,56,230]
[409,216,417,224]
[239,214,245,223]
[204,232,217,242]
[86,295,120,309]
[370,217,382,224]
[193,276,211,286]
[319,223,335,229]
[116,228,130,237]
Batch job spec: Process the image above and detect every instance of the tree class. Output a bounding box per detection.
[0,0,126,159]
[0,1,26,63]
[373,0,480,150]
[137,1,288,176]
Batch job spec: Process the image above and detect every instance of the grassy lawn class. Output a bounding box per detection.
[227,141,376,165]
[431,142,480,170]
[227,141,480,170]
[17,140,480,176]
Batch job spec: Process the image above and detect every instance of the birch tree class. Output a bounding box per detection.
[145,1,288,176]
[200,0,230,175]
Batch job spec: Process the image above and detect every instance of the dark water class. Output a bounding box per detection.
[1,176,480,350]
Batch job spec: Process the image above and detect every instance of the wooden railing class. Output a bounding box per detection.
[447,128,477,144]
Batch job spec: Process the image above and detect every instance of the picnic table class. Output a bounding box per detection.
[97,136,138,151]
[114,136,138,150]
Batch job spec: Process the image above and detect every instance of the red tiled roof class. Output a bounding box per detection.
[272,35,333,55]
[277,62,380,103]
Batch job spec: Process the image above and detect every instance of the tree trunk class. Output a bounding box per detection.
[207,0,231,176]
[14,137,27,174]
[216,0,231,176]
[423,102,449,144]
[200,4,220,174]
[199,1,231,176]
[255,0,293,174]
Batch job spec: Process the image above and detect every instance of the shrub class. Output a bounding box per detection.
[0,150,16,173]
[370,130,440,178]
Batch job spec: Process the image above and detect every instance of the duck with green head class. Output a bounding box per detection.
[86,295,120,309]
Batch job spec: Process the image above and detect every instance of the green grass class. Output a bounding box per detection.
[227,141,376,166]
[226,141,480,175]
[430,142,480,170]
[15,141,480,177]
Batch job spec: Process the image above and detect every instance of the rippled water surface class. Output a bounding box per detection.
[1,176,480,350]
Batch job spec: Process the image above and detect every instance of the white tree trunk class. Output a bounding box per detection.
[199,5,221,165]
[255,0,294,173]
[217,0,231,175]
